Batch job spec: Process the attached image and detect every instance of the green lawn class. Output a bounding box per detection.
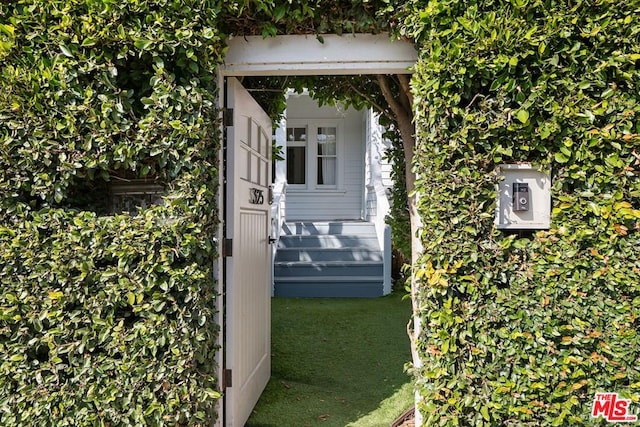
[246,292,413,427]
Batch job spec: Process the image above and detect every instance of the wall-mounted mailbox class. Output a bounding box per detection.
[495,164,551,230]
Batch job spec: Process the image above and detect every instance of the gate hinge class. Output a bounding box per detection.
[223,108,234,127]
[223,369,233,389]
[223,238,233,257]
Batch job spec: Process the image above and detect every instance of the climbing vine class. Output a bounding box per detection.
[2,0,639,425]
[0,1,225,424]
[405,0,640,424]
[0,1,402,425]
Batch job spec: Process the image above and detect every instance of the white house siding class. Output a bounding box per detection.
[380,152,394,190]
[283,93,364,221]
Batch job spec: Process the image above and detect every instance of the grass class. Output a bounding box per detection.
[245,291,413,427]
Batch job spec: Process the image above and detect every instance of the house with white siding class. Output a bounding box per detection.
[271,90,394,297]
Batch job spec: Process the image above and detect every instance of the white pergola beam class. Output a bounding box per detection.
[221,33,417,76]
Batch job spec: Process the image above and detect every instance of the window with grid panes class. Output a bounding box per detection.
[286,127,307,185]
[316,126,337,186]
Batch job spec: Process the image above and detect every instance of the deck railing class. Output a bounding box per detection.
[270,180,287,295]
[365,110,393,295]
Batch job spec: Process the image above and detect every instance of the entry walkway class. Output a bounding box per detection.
[246,293,412,427]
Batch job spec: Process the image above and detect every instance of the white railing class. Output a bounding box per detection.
[270,181,287,296]
[270,181,287,243]
[367,179,392,295]
[365,110,393,295]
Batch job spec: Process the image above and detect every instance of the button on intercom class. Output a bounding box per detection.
[513,183,530,211]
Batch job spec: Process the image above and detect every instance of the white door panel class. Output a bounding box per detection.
[225,77,272,427]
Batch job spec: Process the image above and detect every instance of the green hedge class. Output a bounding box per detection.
[3,0,640,425]
[0,210,219,425]
[405,0,640,424]
[0,1,401,424]
[1,1,223,424]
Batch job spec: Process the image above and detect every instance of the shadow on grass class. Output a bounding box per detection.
[246,291,413,427]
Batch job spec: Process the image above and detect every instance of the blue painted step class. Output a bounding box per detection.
[276,247,383,262]
[275,277,384,298]
[281,221,380,235]
[277,235,380,249]
[275,261,383,277]
[274,221,384,298]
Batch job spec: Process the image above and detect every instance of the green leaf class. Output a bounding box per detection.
[60,45,74,58]
[273,4,287,22]
[49,291,64,299]
[601,88,614,98]
[481,406,490,421]
[554,152,570,163]
[54,185,64,203]
[261,23,277,38]
[204,388,222,400]
[81,37,98,47]
[0,24,15,37]
[538,42,546,56]
[134,39,153,50]
[202,27,215,40]
[516,109,529,124]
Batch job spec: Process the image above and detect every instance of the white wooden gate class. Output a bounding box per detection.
[224,77,272,427]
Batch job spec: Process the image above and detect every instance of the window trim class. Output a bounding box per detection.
[285,125,308,188]
[285,119,343,191]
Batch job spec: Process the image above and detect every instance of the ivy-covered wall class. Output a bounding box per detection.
[0,1,225,424]
[0,1,399,425]
[2,0,639,425]
[403,0,640,424]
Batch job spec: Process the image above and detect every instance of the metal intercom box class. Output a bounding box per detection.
[495,164,551,230]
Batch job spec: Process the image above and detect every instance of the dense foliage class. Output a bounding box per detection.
[382,128,411,278]
[403,0,640,424]
[2,0,639,425]
[0,1,224,424]
[218,0,394,37]
[0,1,400,424]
